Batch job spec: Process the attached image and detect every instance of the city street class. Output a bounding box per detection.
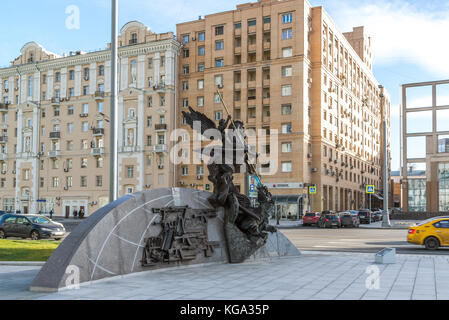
[283,227,449,255]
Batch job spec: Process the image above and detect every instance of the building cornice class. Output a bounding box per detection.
[0,39,182,78]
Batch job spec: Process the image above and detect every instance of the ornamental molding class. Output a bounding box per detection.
[0,40,181,78]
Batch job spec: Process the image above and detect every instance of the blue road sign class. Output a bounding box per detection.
[366,185,375,194]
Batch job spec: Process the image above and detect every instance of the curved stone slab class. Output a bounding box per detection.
[30,188,299,292]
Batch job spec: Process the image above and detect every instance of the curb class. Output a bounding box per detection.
[0,261,45,266]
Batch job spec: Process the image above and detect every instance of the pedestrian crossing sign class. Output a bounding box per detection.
[366,185,375,194]
[309,186,316,194]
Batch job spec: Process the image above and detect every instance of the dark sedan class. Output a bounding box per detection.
[358,210,373,224]
[318,214,342,228]
[0,214,66,240]
[341,212,360,228]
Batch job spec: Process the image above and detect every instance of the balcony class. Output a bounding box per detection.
[155,124,167,132]
[153,144,167,153]
[0,103,9,111]
[79,113,89,118]
[94,91,105,100]
[51,97,61,106]
[49,131,61,139]
[48,150,61,158]
[92,128,104,136]
[121,145,138,153]
[0,136,7,143]
[153,84,166,93]
[91,147,105,156]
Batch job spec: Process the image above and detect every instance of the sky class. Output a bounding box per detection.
[1,0,449,171]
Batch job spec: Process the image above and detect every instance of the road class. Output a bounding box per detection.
[282,226,449,255]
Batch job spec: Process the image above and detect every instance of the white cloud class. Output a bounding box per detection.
[320,0,449,75]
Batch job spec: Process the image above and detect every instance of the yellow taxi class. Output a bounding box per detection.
[407,216,449,250]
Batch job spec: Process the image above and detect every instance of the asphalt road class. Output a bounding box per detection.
[282,226,449,255]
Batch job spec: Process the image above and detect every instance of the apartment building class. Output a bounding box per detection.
[176,0,391,216]
[0,21,181,217]
[401,79,449,212]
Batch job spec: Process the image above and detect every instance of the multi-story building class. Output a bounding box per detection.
[401,79,449,212]
[0,21,181,217]
[176,0,390,216]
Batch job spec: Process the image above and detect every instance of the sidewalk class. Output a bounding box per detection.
[360,220,420,229]
[269,219,302,229]
[2,250,449,300]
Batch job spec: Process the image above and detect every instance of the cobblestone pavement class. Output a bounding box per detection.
[1,251,449,300]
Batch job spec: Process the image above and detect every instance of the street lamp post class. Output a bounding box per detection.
[109,0,119,203]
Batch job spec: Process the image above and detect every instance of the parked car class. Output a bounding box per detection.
[0,214,66,240]
[373,211,383,222]
[358,209,373,224]
[318,214,342,228]
[303,212,321,226]
[407,216,449,250]
[341,212,360,228]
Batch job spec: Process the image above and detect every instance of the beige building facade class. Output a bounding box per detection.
[0,21,181,217]
[176,0,391,216]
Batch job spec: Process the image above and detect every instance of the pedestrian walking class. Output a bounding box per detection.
[73,209,78,219]
[49,209,54,220]
[79,208,85,219]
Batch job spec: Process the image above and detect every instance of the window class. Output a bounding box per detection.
[283,13,293,24]
[28,76,33,97]
[147,116,152,127]
[197,96,204,107]
[282,142,292,153]
[282,47,292,57]
[182,98,189,108]
[182,81,189,91]
[82,104,89,114]
[198,46,205,56]
[215,40,224,51]
[52,177,59,188]
[148,58,153,69]
[127,166,134,178]
[96,176,103,187]
[97,102,104,113]
[147,135,152,146]
[98,84,104,93]
[80,176,87,187]
[160,95,165,106]
[67,141,73,151]
[282,104,292,115]
[264,16,271,24]
[214,75,223,87]
[98,65,105,76]
[282,162,292,172]
[55,89,60,98]
[55,72,61,83]
[183,49,190,58]
[198,63,205,72]
[183,65,190,74]
[183,34,189,43]
[235,22,241,29]
[282,66,293,77]
[160,56,165,67]
[96,157,104,168]
[214,93,221,103]
[214,111,223,120]
[198,32,205,41]
[182,166,188,176]
[248,19,256,26]
[148,96,153,108]
[42,75,47,84]
[282,28,292,40]
[69,88,74,97]
[215,26,224,35]
[215,59,224,67]
[83,86,89,95]
[282,85,292,96]
[54,107,60,117]
[81,158,88,168]
[67,123,73,133]
[282,123,292,134]
[197,79,204,89]
[131,33,138,44]
[84,68,89,81]
[82,122,88,132]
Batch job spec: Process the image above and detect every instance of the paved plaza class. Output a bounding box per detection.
[1,251,449,300]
